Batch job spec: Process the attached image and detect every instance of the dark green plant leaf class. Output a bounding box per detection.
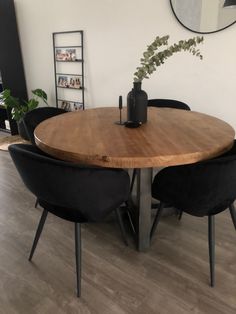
[0,88,48,121]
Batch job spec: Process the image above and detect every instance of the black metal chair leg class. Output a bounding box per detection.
[208,215,215,287]
[178,210,183,220]
[75,223,81,298]
[35,198,39,208]
[29,209,48,261]
[229,203,236,230]
[151,203,159,209]
[115,208,128,246]
[150,202,165,240]
[130,169,137,194]
[124,200,136,234]
[127,210,136,234]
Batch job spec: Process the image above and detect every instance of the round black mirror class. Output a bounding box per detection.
[170,0,236,34]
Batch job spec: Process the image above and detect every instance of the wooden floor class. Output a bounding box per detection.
[0,147,235,313]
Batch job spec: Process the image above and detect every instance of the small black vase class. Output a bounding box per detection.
[127,81,148,123]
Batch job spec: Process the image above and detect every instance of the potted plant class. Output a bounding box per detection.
[127,35,204,123]
[0,88,48,139]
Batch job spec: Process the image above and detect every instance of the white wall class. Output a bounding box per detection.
[14,0,236,130]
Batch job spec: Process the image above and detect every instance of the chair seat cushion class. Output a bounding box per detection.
[39,199,88,223]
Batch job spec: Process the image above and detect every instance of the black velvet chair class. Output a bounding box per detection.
[23,107,67,207]
[130,99,191,194]
[9,144,130,297]
[23,107,67,145]
[151,141,236,287]
[148,98,191,111]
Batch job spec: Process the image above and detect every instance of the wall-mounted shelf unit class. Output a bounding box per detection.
[52,30,84,111]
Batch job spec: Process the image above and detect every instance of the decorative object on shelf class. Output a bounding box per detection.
[0,88,48,139]
[53,30,84,111]
[127,82,147,124]
[59,100,83,111]
[55,48,81,62]
[57,75,81,89]
[127,35,203,123]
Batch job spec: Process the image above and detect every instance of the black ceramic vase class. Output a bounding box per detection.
[127,81,148,123]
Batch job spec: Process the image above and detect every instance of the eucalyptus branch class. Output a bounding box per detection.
[134,35,204,82]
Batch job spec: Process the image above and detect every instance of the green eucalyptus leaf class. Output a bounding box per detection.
[133,35,203,81]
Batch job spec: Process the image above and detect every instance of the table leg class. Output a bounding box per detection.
[136,168,153,251]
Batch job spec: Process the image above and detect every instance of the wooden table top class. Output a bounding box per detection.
[34,107,235,168]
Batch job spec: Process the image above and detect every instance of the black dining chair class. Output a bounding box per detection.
[9,144,130,297]
[147,98,191,111]
[130,98,191,194]
[151,141,236,287]
[23,106,67,207]
[23,107,131,245]
[23,107,67,145]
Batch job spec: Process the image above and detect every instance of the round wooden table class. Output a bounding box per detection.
[35,107,235,251]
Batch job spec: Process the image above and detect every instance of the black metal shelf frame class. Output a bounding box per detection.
[52,30,84,111]
[56,86,83,90]
[56,60,83,63]
[55,45,82,48]
[58,98,83,104]
[56,73,83,76]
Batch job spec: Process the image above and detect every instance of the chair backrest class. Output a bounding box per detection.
[9,144,130,222]
[23,107,67,145]
[152,141,236,217]
[148,99,191,111]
